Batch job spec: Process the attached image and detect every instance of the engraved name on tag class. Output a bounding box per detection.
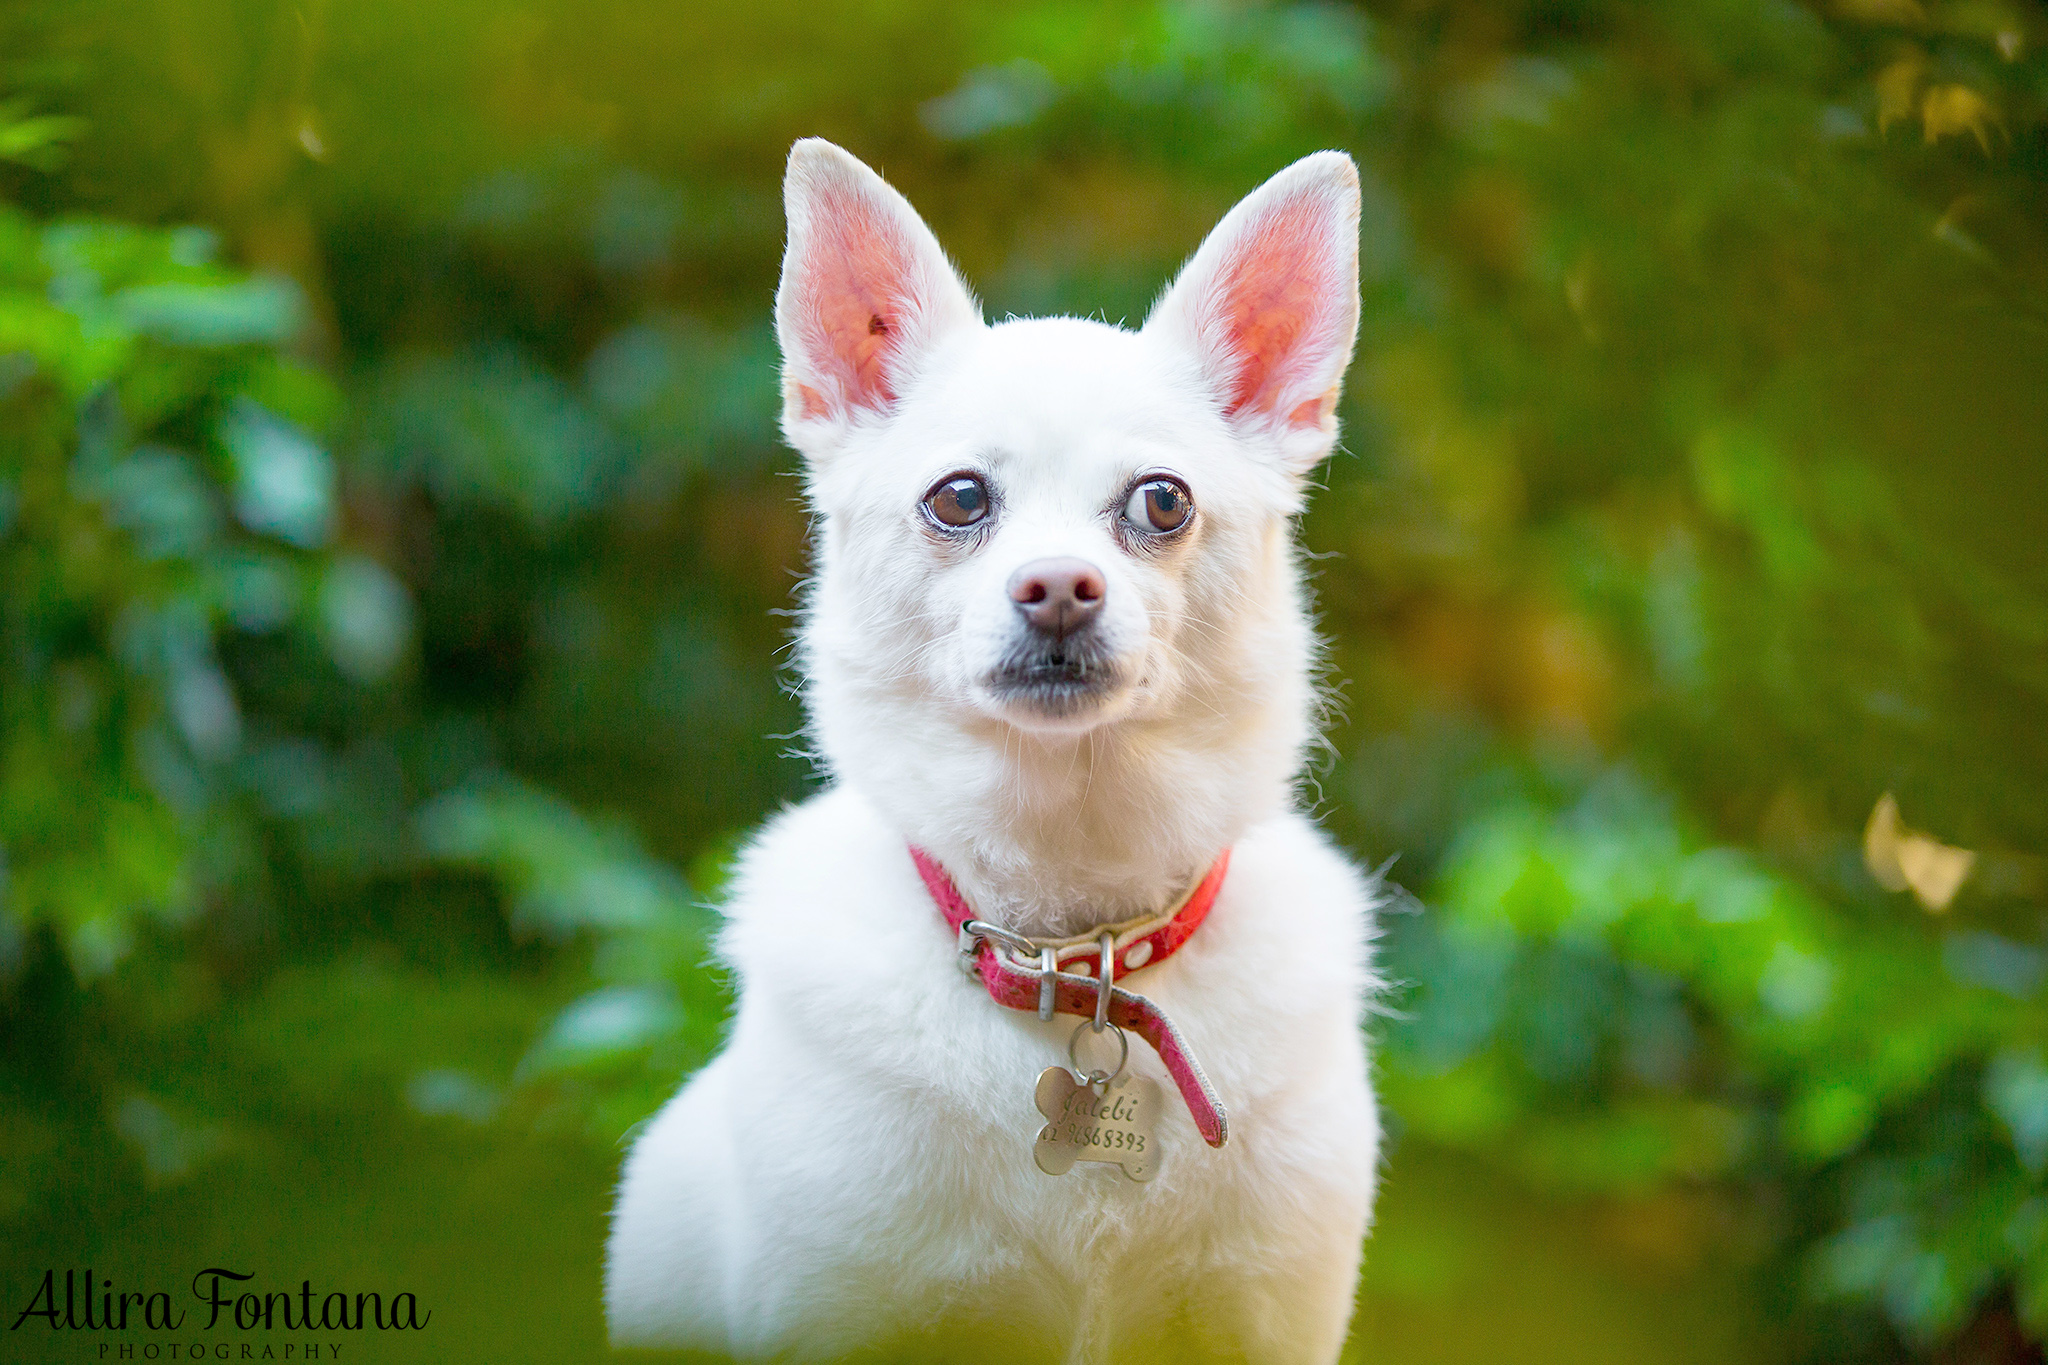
[1032,1067,1161,1182]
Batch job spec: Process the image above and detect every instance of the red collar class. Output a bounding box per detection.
[909,847,1232,1148]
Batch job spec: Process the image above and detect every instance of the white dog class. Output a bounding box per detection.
[606,139,1380,1364]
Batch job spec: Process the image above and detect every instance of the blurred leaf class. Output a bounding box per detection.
[1921,84,2002,151]
[220,398,335,548]
[405,1068,504,1124]
[417,778,694,937]
[922,60,1060,139]
[518,984,682,1079]
[358,345,623,527]
[1866,793,1978,911]
[0,97,85,170]
[112,276,306,347]
[317,554,412,682]
[111,1093,230,1186]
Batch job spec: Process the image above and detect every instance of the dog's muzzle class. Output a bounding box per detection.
[987,636,1122,716]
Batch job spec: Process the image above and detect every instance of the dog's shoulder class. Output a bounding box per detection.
[1191,812,1382,1001]
[714,783,947,986]
[1231,810,1378,898]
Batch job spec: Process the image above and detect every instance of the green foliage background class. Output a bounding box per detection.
[3,1,2046,1360]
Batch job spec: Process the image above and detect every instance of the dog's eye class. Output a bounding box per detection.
[924,475,990,529]
[1124,478,1193,534]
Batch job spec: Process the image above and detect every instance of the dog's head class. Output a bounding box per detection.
[779,139,1359,819]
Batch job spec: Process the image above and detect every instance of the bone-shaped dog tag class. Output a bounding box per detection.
[1032,1067,1161,1181]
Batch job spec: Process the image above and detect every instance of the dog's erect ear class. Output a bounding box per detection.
[775,139,982,457]
[1145,152,1361,476]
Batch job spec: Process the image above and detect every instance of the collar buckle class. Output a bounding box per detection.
[956,917,1039,978]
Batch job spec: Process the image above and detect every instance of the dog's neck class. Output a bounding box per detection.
[806,563,1317,940]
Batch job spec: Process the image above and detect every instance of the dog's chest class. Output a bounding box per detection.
[734,864,1338,1241]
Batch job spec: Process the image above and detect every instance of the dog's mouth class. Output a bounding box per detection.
[985,639,1125,721]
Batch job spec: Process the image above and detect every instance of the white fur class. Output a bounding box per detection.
[607,140,1380,1363]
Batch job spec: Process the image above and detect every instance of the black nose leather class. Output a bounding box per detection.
[1008,558,1106,639]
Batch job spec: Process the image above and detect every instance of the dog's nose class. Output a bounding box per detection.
[1008,558,1106,638]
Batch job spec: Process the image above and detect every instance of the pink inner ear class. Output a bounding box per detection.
[1218,200,1340,426]
[796,184,914,415]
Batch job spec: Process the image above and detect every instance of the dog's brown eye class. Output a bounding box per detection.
[1124,478,1192,534]
[925,475,989,529]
